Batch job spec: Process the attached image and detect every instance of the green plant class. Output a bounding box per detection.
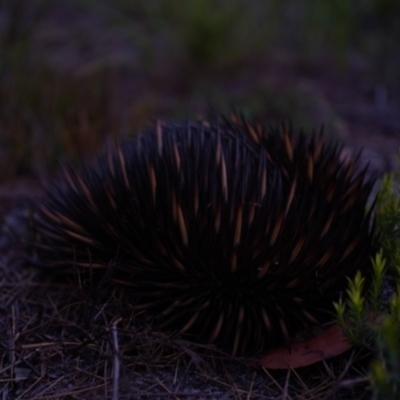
[335,163,400,399]
[370,292,400,399]
[375,172,400,262]
[334,259,381,346]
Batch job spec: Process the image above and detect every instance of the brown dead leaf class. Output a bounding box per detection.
[258,323,352,369]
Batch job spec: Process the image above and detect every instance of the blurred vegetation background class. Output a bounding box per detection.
[0,0,399,180]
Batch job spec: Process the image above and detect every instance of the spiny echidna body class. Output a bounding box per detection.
[33,116,377,357]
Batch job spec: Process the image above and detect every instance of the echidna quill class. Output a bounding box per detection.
[32,115,377,357]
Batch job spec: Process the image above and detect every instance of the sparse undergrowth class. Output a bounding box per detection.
[335,167,400,399]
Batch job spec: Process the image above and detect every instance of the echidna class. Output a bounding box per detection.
[32,115,377,357]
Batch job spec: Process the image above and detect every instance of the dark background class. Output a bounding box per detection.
[1,0,400,180]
